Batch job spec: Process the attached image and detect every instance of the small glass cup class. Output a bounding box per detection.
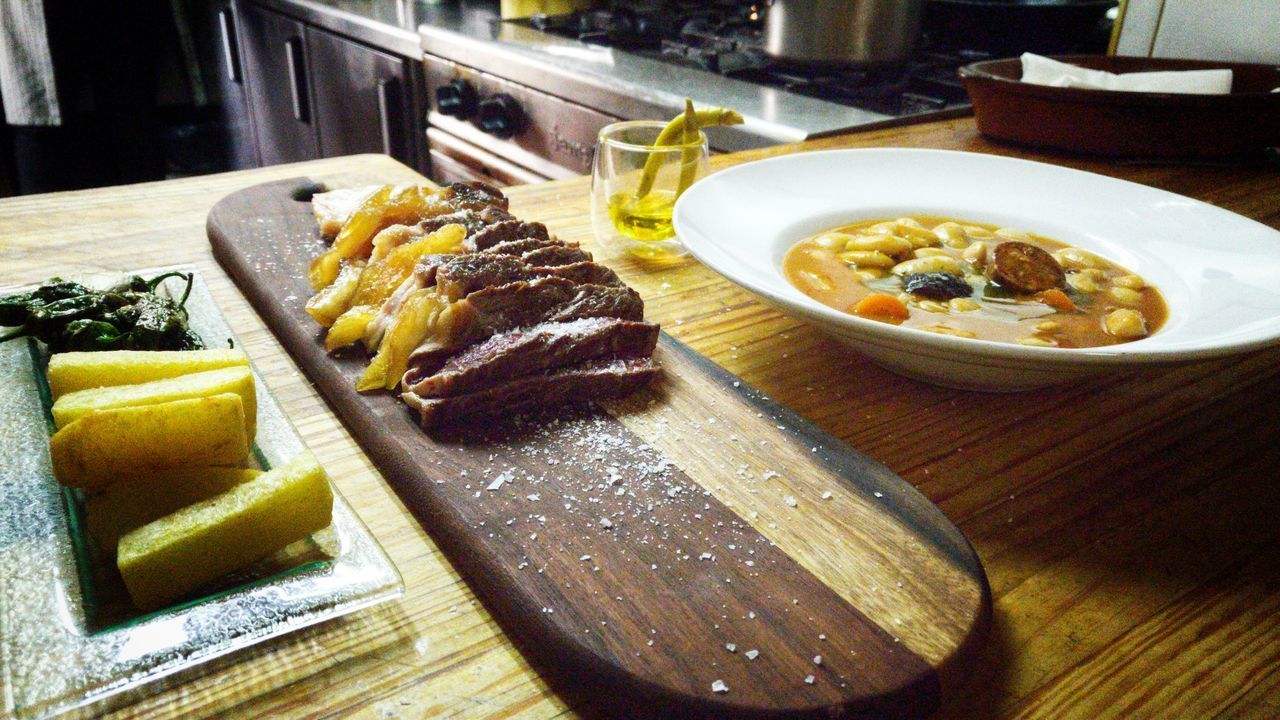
[590,120,709,262]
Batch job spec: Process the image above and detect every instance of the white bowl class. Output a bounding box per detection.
[673,148,1280,391]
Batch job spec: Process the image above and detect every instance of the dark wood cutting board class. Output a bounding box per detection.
[208,178,991,719]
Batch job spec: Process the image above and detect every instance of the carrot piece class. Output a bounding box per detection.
[853,294,910,323]
[1038,288,1076,312]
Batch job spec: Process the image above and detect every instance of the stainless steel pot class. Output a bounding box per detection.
[764,0,925,65]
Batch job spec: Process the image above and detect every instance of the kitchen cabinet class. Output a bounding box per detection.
[204,0,259,168]
[239,2,318,165]
[306,30,414,162]
[234,1,425,170]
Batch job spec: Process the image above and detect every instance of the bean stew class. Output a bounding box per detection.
[782,217,1168,348]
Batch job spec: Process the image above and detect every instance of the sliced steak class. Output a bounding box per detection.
[401,340,457,385]
[405,317,659,398]
[543,282,643,324]
[403,356,660,429]
[418,206,516,238]
[413,253,455,285]
[540,261,621,288]
[433,254,531,300]
[434,255,623,301]
[403,278,645,375]
[484,238,572,257]
[468,220,550,252]
[462,278,643,338]
[440,181,508,212]
[522,245,592,267]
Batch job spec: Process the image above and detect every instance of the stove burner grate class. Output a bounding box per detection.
[515,4,978,118]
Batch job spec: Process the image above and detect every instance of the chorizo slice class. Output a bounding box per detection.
[991,241,1065,293]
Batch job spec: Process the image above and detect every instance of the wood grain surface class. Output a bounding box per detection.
[207,176,988,719]
[0,115,1278,719]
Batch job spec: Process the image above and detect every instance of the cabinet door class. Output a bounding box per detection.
[305,29,415,165]
[238,3,318,165]
[202,0,258,168]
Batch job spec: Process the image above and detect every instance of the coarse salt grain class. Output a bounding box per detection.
[804,675,815,685]
[711,680,728,694]
[745,649,759,660]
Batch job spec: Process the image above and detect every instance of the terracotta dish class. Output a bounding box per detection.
[959,55,1280,159]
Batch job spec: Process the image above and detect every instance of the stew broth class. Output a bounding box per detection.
[783,216,1168,348]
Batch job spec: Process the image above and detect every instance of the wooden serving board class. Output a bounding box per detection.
[208,178,991,719]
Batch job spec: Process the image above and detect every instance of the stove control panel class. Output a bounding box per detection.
[423,54,619,180]
[435,79,478,120]
[476,93,524,139]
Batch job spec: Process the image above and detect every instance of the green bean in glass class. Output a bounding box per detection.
[590,120,710,260]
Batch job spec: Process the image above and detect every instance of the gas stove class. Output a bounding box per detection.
[516,1,980,118]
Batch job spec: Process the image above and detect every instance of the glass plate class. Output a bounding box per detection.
[0,267,403,719]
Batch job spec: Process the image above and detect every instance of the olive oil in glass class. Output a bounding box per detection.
[591,121,708,261]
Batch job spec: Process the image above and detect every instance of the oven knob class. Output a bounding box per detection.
[476,94,523,139]
[435,80,478,119]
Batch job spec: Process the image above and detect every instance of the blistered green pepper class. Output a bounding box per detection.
[0,272,203,352]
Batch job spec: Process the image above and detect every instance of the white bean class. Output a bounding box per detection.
[839,250,896,269]
[933,222,966,243]
[913,247,950,258]
[844,234,913,256]
[1113,274,1146,290]
[814,232,852,249]
[1054,247,1105,270]
[1110,286,1144,305]
[892,256,965,276]
[1105,308,1148,338]
[1066,272,1100,293]
[962,241,988,266]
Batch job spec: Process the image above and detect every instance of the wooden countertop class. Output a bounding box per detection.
[2,117,1278,719]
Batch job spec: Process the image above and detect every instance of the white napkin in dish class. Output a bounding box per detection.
[1019,53,1233,94]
